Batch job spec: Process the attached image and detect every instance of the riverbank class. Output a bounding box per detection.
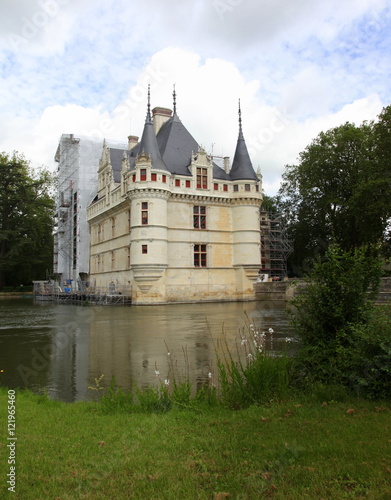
[1,388,390,499]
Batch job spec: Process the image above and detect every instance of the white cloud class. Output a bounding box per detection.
[0,0,390,197]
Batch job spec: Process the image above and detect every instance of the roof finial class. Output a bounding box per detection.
[146,84,151,122]
[238,98,245,140]
[173,84,177,115]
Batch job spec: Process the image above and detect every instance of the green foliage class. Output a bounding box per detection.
[216,327,292,409]
[337,309,391,400]
[277,113,391,275]
[0,151,56,287]
[135,385,172,413]
[1,387,390,499]
[99,377,134,414]
[291,244,382,347]
[290,243,389,399]
[217,353,291,409]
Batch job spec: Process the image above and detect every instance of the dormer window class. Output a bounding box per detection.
[140,169,147,181]
[196,167,208,189]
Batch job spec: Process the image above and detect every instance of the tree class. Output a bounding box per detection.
[290,244,390,398]
[0,151,55,288]
[277,119,391,275]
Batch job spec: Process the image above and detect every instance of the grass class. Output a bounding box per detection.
[0,388,390,499]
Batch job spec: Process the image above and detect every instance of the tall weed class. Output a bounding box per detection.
[216,325,292,409]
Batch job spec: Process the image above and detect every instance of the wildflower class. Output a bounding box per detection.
[167,352,171,356]
[247,353,253,361]
[164,379,169,386]
[268,328,274,334]
[241,337,247,346]
[208,372,213,379]
[155,370,160,377]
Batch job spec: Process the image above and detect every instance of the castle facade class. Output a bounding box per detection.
[86,92,262,304]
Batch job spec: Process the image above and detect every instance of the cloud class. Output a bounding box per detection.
[0,0,390,197]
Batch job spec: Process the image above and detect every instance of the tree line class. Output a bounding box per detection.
[0,152,55,289]
[276,104,391,276]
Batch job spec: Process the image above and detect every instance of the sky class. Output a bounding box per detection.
[0,0,390,195]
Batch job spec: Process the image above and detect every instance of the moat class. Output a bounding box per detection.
[0,298,295,402]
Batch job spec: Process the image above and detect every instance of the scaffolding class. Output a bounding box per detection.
[33,280,132,305]
[260,208,292,280]
[53,134,80,287]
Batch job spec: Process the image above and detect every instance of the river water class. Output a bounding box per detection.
[0,298,296,402]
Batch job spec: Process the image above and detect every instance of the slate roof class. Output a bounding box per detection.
[229,108,258,181]
[109,148,126,183]
[137,108,169,172]
[157,112,197,176]
[107,100,256,183]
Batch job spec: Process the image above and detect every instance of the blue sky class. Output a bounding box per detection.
[0,0,390,194]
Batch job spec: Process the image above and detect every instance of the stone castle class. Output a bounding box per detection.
[86,90,262,304]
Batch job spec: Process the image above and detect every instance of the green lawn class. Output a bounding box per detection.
[1,389,390,499]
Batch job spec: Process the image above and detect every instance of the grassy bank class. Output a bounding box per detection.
[1,388,390,499]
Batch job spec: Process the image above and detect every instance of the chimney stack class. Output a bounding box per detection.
[128,135,139,150]
[152,107,172,135]
[224,156,230,174]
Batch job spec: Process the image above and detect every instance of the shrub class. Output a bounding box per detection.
[290,243,389,398]
[338,309,391,399]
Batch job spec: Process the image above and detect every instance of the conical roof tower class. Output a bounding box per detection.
[230,100,258,181]
[137,86,168,171]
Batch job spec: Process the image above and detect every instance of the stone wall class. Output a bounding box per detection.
[255,277,391,305]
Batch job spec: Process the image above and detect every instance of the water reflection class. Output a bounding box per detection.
[0,299,295,402]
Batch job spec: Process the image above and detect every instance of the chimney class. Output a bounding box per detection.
[128,135,139,150]
[152,107,172,135]
[224,156,230,174]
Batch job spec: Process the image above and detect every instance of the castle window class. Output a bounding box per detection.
[162,175,167,183]
[194,244,207,267]
[111,217,115,237]
[141,202,148,225]
[245,184,250,191]
[193,206,206,229]
[142,245,148,254]
[175,179,180,187]
[132,174,136,182]
[151,173,157,181]
[186,180,191,188]
[98,223,104,242]
[223,184,228,192]
[214,183,218,191]
[234,185,239,192]
[196,167,208,189]
[140,169,147,181]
